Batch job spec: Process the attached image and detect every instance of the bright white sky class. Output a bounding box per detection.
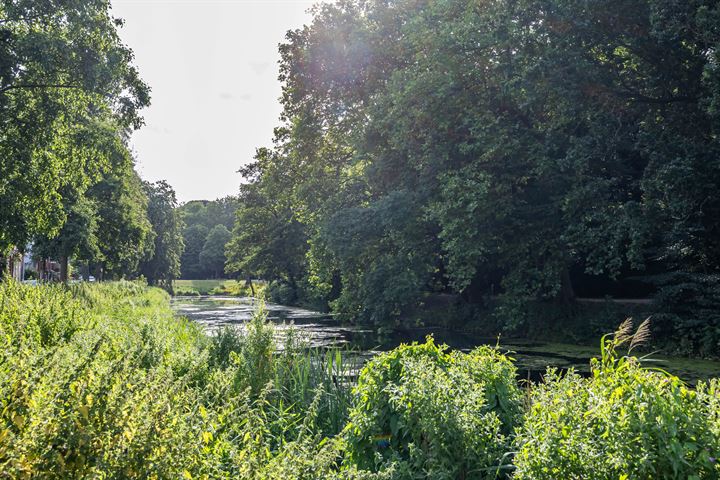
[110,0,317,203]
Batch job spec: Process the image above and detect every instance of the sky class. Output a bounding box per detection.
[110,0,317,203]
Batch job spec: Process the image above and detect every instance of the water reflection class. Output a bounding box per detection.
[172,296,720,384]
[171,296,375,349]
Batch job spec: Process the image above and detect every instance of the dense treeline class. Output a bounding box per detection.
[227,0,720,352]
[1,281,718,478]
[0,1,184,286]
[178,197,237,279]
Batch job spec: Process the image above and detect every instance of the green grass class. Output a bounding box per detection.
[1,280,718,479]
[0,279,349,478]
[173,279,266,297]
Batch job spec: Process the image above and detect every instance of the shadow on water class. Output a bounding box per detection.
[172,296,720,385]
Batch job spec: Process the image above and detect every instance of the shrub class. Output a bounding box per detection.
[267,281,297,305]
[344,337,521,479]
[0,280,207,478]
[513,321,720,479]
[651,272,720,357]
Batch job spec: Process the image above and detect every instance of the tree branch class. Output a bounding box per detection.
[0,83,83,94]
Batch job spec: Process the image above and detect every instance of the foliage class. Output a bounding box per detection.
[226,151,309,291]
[1,281,719,478]
[139,181,185,290]
[0,0,149,253]
[31,192,101,279]
[30,135,154,282]
[650,272,720,357]
[199,224,232,279]
[88,162,155,279]
[226,0,720,353]
[177,197,238,279]
[0,280,350,479]
[513,320,720,479]
[179,224,210,279]
[345,338,521,478]
[0,280,204,478]
[173,279,266,297]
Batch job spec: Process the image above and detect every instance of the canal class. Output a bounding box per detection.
[172,295,720,384]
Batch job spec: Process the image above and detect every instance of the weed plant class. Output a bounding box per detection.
[513,320,720,479]
[0,280,344,479]
[344,338,522,479]
[1,280,718,479]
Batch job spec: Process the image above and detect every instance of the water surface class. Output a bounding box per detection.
[172,296,720,384]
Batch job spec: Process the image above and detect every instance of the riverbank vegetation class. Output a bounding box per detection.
[2,281,718,478]
[224,0,720,356]
[173,279,265,297]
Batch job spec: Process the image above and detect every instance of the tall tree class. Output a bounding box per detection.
[139,181,184,290]
[199,224,231,279]
[32,193,100,282]
[226,151,308,294]
[230,0,720,336]
[177,196,238,278]
[0,0,149,255]
[180,224,210,279]
[89,163,154,280]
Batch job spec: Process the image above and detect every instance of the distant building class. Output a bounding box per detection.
[6,247,24,281]
[4,244,59,282]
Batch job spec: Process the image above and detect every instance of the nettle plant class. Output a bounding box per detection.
[344,337,521,479]
[513,319,720,480]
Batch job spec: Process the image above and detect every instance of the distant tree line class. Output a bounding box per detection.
[177,197,236,279]
[0,1,183,288]
[225,0,720,353]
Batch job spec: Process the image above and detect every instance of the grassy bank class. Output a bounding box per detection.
[173,279,266,297]
[1,281,718,478]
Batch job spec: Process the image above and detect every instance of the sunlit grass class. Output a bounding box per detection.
[173,279,265,296]
[2,280,717,479]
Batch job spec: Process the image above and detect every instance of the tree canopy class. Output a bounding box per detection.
[0,1,187,289]
[199,224,232,279]
[0,0,150,254]
[139,181,184,290]
[177,196,238,279]
[227,0,720,346]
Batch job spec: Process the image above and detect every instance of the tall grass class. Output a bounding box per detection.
[0,279,350,478]
[2,280,718,479]
[513,319,720,479]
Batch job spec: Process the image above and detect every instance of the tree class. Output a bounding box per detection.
[225,151,308,297]
[0,0,149,255]
[177,196,238,278]
[230,0,720,337]
[139,181,184,290]
[199,224,231,279]
[180,224,210,279]
[90,163,154,280]
[31,130,153,282]
[32,193,100,282]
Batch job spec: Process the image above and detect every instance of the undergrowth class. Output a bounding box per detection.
[1,280,718,479]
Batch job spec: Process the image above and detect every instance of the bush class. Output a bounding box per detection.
[651,272,720,357]
[344,337,521,479]
[267,281,298,305]
[3,279,719,479]
[513,321,720,480]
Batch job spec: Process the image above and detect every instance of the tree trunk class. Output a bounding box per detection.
[288,274,298,303]
[246,277,255,296]
[60,256,69,283]
[559,266,575,304]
